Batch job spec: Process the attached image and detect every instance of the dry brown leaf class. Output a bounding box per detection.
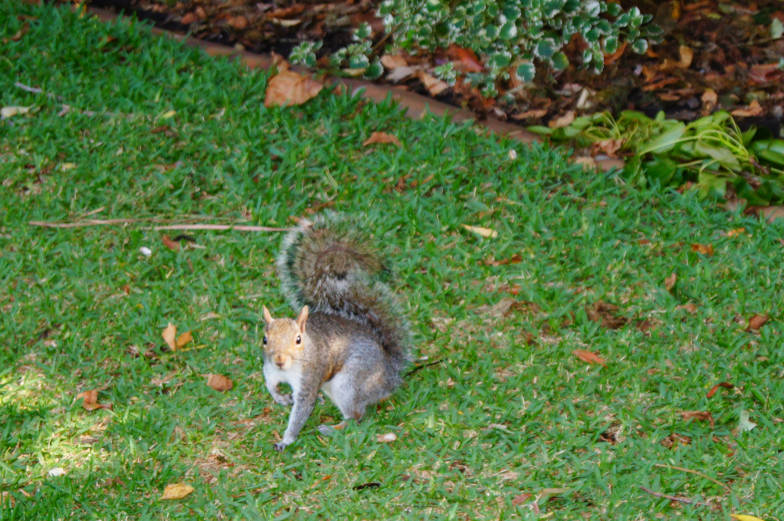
[180,12,197,24]
[161,235,179,251]
[664,272,677,292]
[228,15,249,30]
[706,381,734,398]
[586,300,628,329]
[731,100,763,118]
[264,69,323,108]
[549,110,575,128]
[676,302,698,314]
[446,44,484,73]
[160,482,194,500]
[363,131,402,147]
[483,254,522,266]
[77,389,112,411]
[678,45,694,68]
[748,205,784,222]
[376,432,397,443]
[206,373,233,392]
[162,323,177,350]
[175,331,193,349]
[380,54,408,69]
[386,65,418,83]
[680,410,715,427]
[572,349,607,367]
[690,243,714,255]
[722,227,746,237]
[511,108,548,120]
[592,138,624,158]
[661,432,692,448]
[511,492,533,505]
[462,224,498,238]
[416,70,449,96]
[746,313,769,331]
[701,88,718,113]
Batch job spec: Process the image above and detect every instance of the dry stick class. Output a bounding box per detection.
[29,219,290,232]
[639,486,712,507]
[153,224,290,232]
[653,463,732,493]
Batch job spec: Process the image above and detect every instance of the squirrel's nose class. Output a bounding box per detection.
[274,355,285,368]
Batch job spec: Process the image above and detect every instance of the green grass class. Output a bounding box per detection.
[1,3,783,520]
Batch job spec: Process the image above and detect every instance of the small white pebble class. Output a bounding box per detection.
[139,246,152,257]
[48,467,66,477]
[508,149,518,160]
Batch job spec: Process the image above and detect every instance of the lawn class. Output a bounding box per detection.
[1,3,783,520]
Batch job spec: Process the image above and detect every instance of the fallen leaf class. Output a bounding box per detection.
[586,300,628,329]
[77,389,112,411]
[1,106,30,119]
[701,88,718,113]
[731,100,763,118]
[376,432,397,443]
[8,21,30,42]
[731,514,766,521]
[385,65,418,82]
[664,272,677,292]
[175,331,193,349]
[48,467,66,477]
[380,54,408,69]
[572,349,607,367]
[676,302,698,314]
[446,44,483,73]
[746,313,769,331]
[592,138,624,157]
[661,432,692,448]
[160,483,194,500]
[573,156,597,169]
[482,254,522,266]
[228,15,249,30]
[162,323,177,350]
[511,492,533,505]
[416,70,449,96]
[511,108,548,120]
[678,45,694,68]
[206,373,233,392]
[549,110,575,128]
[722,227,746,237]
[746,205,784,222]
[161,235,179,251]
[181,12,197,24]
[363,131,402,147]
[690,243,714,255]
[679,410,714,427]
[264,69,323,107]
[706,382,734,398]
[462,224,498,238]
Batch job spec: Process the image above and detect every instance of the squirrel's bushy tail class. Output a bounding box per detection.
[277,214,409,369]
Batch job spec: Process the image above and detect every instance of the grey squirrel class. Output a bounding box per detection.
[262,214,410,451]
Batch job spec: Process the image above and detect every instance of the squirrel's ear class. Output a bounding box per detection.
[262,305,273,325]
[296,305,309,332]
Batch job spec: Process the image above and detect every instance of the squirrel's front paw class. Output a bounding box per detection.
[273,441,289,452]
[272,393,293,406]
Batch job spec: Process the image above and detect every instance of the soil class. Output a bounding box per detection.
[84,0,783,135]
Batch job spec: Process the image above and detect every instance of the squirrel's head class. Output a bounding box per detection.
[261,305,309,370]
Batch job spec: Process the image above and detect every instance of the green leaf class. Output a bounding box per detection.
[551,52,569,71]
[500,22,518,40]
[515,62,536,82]
[697,171,727,198]
[364,61,384,79]
[603,35,618,54]
[631,38,648,54]
[637,122,686,155]
[534,38,557,59]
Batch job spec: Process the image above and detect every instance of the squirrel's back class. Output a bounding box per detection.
[276,214,409,372]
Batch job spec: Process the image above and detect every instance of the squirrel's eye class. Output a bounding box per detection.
[262,336,267,345]
[295,335,302,344]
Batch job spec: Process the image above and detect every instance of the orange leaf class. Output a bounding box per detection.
[206,374,233,392]
[746,313,769,331]
[572,349,607,367]
[416,70,449,96]
[664,272,677,292]
[731,100,763,118]
[264,69,323,108]
[446,45,483,73]
[77,389,112,411]
[175,331,193,349]
[363,131,402,147]
[162,323,177,350]
[706,382,734,398]
[690,243,714,255]
[161,235,179,251]
[160,483,194,500]
[679,410,714,427]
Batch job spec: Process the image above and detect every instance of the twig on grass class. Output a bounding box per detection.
[639,486,713,507]
[29,219,290,232]
[653,463,731,493]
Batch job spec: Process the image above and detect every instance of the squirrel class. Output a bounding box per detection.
[261,214,410,451]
